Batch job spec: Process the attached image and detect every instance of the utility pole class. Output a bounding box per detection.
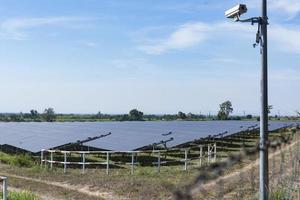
[259,0,269,199]
[225,1,269,199]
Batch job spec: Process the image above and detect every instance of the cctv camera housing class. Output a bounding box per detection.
[225,4,247,19]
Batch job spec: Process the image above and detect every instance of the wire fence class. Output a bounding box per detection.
[173,125,300,200]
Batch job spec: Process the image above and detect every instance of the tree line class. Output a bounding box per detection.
[0,101,293,122]
[0,108,56,122]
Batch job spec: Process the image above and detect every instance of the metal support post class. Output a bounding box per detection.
[64,152,67,174]
[2,177,7,200]
[50,151,53,170]
[225,2,269,198]
[199,145,203,167]
[106,152,110,175]
[259,0,269,199]
[131,152,135,175]
[41,149,44,167]
[184,149,188,171]
[214,143,217,163]
[208,144,211,164]
[82,153,86,174]
[157,151,161,173]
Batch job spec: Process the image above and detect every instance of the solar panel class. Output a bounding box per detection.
[0,122,109,152]
[0,121,296,153]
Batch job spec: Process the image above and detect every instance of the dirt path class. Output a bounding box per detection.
[3,173,128,200]
[190,138,299,197]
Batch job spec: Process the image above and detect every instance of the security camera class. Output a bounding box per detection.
[225,4,248,19]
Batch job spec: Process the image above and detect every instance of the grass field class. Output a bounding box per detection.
[0,127,298,199]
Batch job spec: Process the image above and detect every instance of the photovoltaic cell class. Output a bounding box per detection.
[0,121,297,152]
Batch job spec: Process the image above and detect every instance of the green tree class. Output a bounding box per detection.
[119,114,129,121]
[129,109,144,121]
[177,111,187,120]
[96,111,102,119]
[268,105,273,114]
[10,113,24,122]
[162,114,177,121]
[30,109,39,120]
[43,108,56,122]
[246,114,253,119]
[217,101,233,120]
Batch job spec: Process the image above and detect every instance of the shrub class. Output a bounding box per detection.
[0,152,34,167]
[10,154,34,167]
[1,191,39,200]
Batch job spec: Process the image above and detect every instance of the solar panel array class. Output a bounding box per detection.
[0,121,297,153]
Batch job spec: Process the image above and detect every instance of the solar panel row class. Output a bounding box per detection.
[0,121,297,153]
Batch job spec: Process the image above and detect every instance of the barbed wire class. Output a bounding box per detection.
[173,127,298,200]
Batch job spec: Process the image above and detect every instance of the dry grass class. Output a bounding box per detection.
[190,130,300,200]
[0,128,296,200]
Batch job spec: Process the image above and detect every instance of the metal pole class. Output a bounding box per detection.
[64,152,67,174]
[208,144,211,164]
[199,145,203,167]
[259,0,269,199]
[41,149,44,167]
[50,151,53,170]
[214,143,217,163]
[82,153,86,174]
[106,152,109,175]
[131,152,134,175]
[157,151,161,173]
[184,149,188,171]
[2,177,7,200]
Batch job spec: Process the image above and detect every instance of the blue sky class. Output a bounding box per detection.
[0,0,299,115]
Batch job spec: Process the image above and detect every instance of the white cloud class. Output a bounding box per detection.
[138,22,211,55]
[248,0,300,19]
[269,0,300,19]
[156,1,224,13]
[138,20,300,55]
[0,16,93,40]
[270,25,300,54]
[137,21,253,55]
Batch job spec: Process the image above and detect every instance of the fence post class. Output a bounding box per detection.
[208,144,211,164]
[64,152,67,174]
[199,145,203,167]
[2,177,7,200]
[82,153,86,174]
[106,152,110,175]
[40,149,44,167]
[220,133,224,151]
[214,143,217,163]
[50,151,53,170]
[131,152,134,175]
[184,149,188,171]
[157,151,161,173]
